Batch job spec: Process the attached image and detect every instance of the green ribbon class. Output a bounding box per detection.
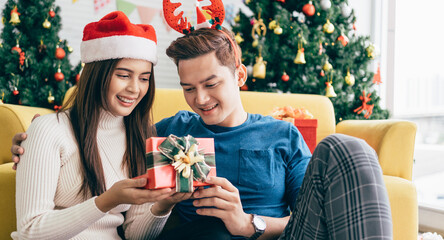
[147,134,214,192]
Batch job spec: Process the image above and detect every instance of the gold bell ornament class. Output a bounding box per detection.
[325,81,337,97]
[344,69,355,86]
[323,19,335,34]
[47,91,55,104]
[294,43,306,64]
[235,33,244,44]
[253,52,266,79]
[9,6,21,25]
[43,19,51,29]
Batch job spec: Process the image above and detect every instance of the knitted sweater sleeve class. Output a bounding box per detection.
[14,114,106,240]
[123,203,171,240]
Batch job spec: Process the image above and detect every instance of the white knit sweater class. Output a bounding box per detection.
[12,111,170,240]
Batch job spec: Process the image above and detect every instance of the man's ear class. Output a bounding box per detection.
[237,64,248,87]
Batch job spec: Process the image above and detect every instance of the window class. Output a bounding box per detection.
[389,0,444,233]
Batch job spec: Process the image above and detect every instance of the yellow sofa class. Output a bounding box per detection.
[0,87,417,240]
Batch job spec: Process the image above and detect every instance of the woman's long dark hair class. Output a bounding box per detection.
[60,59,156,198]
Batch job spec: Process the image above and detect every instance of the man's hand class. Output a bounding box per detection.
[10,114,40,170]
[192,176,255,237]
[11,133,27,170]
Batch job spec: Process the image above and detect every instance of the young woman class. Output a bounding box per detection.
[12,11,190,240]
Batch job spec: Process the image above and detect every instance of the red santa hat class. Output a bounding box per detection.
[195,2,211,30]
[81,11,157,65]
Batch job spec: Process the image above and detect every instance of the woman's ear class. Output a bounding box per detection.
[237,64,248,87]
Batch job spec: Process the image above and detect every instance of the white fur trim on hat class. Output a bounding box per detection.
[80,35,158,65]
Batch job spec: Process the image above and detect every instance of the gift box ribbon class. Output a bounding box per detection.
[147,134,215,192]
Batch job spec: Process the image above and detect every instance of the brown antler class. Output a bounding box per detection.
[201,0,225,29]
[163,0,192,34]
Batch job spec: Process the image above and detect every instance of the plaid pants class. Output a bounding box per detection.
[279,134,393,240]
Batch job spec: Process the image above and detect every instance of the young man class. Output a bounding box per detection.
[11,27,392,240]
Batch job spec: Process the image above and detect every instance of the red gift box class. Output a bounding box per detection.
[135,137,216,190]
[283,118,318,153]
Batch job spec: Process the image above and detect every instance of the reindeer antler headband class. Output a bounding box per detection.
[163,0,239,67]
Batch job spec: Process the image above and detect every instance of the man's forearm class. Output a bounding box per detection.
[256,215,290,240]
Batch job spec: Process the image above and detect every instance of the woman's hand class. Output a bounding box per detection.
[151,192,193,216]
[95,178,174,213]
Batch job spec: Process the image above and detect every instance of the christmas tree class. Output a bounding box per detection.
[0,0,80,109]
[231,0,389,122]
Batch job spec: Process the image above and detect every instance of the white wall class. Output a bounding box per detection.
[0,0,377,89]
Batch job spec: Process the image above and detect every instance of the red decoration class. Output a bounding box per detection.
[270,106,317,153]
[163,0,225,34]
[54,105,62,111]
[281,72,290,82]
[302,1,315,17]
[19,52,25,65]
[13,89,19,95]
[320,70,325,77]
[55,47,66,59]
[337,34,349,47]
[11,46,22,53]
[75,74,80,83]
[49,9,55,18]
[276,0,285,2]
[54,71,64,82]
[240,84,248,91]
[354,91,374,119]
[373,64,382,85]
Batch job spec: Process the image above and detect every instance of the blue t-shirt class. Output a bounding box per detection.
[155,111,311,222]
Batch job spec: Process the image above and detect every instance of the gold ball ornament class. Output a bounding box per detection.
[323,61,333,72]
[234,15,240,23]
[366,44,376,59]
[268,20,277,30]
[47,92,55,104]
[274,26,283,35]
[245,0,251,4]
[344,70,355,86]
[43,19,51,29]
[252,39,259,48]
[323,20,335,34]
[235,33,244,44]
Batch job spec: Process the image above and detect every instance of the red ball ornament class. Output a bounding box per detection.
[55,47,66,59]
[320,70,325,77]
[49,9,55,18]
[240,84,248,91]
[276,0,285,2]
[11,46,22,53]
[302,1,316,17]
[75,73,80,83]
[337,34,349,47]
[13,89,19,95]
[281,72,290,82]
[54,71,64,82]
